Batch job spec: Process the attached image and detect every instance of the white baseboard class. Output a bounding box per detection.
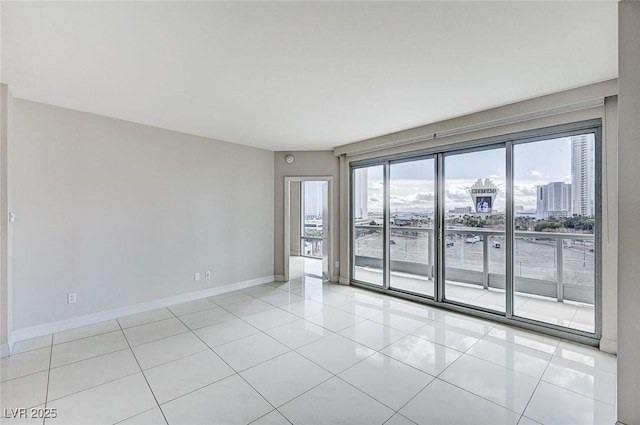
[0,343,10,359]
[599,337,617,355]
[274,275,286,282]
[339,277,350,285]
[9,275,274,348]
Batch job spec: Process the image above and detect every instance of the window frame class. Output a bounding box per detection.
[349,119,602,345]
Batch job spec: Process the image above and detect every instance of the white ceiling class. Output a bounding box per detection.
[1,1,618,151]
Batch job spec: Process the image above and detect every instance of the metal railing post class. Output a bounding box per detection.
[427,230,433,279]
[556,237,564,302]
[483,237,489,289]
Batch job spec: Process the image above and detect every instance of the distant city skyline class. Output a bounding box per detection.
[534,134,596,219]
[352,133,596,217]
[303,180,325,219]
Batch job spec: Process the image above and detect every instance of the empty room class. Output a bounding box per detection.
[1,1,638,425]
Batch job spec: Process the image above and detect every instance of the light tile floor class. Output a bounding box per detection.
[1,261,616,425]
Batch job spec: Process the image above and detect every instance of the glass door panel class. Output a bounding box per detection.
[389,158,436,297]
[513,134,596,332]
[301,181,324,259]
[353,165,384,286]
[443,147,506,312]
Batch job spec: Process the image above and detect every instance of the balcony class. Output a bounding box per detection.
[354,225,595,333]
[301,236,323,259]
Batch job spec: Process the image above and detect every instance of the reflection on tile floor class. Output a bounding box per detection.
[355,266,595,333]
[1,259,615,425]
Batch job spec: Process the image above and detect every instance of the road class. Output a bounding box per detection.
[354,230,595,286]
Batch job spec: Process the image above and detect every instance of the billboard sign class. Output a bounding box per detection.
[469,179,499,214]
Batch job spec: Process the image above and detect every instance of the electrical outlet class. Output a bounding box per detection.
[194,272,200,281]
[205,271,211,279]
[67,293,77,304]
[335,261,340,268]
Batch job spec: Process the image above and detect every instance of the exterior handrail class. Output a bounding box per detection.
[355,224,594,240]
[354,224,594,303]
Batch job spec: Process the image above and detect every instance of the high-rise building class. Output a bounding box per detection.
[536,182,572,219]
[454,206,473,214]
[571,134,596,217]
[353,168,369,219]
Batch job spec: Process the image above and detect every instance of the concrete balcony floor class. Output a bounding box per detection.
[354,266,595,334]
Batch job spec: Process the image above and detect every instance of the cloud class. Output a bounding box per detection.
[414,193,434,202]
[515,185,537,197]
[530,170,542,177]
[445,189,471,203]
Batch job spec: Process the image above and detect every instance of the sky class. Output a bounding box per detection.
[303,180,325,217]
[361,135,579,213]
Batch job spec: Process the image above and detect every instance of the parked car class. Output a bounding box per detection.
[493,241,501,248]
[446,241,454,248]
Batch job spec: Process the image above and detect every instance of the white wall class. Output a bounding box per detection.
[0,2,3,83]
[0,85,5,353]
[617,2,640,423]
[0,84,13,356]
[600,96,618,354]
[274,151,340,280]
[11,99,274,332]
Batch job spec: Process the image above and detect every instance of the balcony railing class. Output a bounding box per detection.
[354,225,595,304]
[302,236,323,259]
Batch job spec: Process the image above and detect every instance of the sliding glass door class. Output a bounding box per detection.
[352,165,384,287]
[442,147,506,313]
[512,134,597,333]
[350,121,600,340]
[389,158,436,297]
